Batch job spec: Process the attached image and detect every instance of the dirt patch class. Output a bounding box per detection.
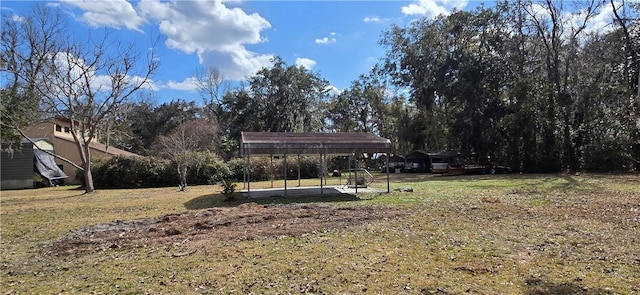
[43,203,407,256]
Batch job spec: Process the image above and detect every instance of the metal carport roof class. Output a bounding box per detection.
[241,132,391,156]
[240,132,392,196]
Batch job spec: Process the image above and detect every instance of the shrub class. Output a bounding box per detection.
[91,156,175,188]
[582,141,635,172]
[227,156,321,182]
[92,153,236,189]
[186,152,232,185]
[220,178,237,201]
[227,157,273,182]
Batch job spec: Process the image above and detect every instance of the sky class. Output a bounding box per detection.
[1,0,624,105]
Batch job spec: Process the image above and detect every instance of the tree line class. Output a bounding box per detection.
[2,1,638,192]
[376,0,639,172]
[113,0,638,173]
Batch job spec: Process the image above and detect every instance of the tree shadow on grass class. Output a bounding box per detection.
[184,192,363,210]
[524,278,611,295]
[547,175,602,192]
[387,173,532,183]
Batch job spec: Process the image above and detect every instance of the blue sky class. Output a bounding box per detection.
[1,0,622,105]
[2,0,477,103]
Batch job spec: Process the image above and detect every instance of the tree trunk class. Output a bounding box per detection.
[178,165,188,191]
[82,143,95,193]
[83,160,95,193]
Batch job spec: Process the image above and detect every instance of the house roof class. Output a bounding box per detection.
[241,132,391,156]
[55,136,141,158]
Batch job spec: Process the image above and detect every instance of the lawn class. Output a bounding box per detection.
[1,173,639,294]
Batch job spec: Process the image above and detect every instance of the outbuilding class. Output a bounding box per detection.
[240,132,392,197]
[1,139,68,190]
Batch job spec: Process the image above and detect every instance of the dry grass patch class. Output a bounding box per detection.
[1,174,639,294]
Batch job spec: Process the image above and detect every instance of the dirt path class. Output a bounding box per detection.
[44,203,408,256]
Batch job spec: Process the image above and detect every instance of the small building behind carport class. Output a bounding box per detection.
[404,150,433,172]
[380,154,406,172]
[404,150,459,173]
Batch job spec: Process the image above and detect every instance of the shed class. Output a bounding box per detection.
[241,132,391,197]
[379,154,405,172]
[405,150,432,172]
[1,140,34,190]
[1,139,68,190]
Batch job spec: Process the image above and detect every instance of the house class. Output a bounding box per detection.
[1,138,67,189]
[23,117,141,184]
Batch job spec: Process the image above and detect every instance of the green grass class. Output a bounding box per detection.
[1,173,639,294]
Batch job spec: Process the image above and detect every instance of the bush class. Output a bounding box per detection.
[220,178,237,201]
[186,152,232,185]
[91,156,175,188]
[582,141,635,172]
[227,156,321,182]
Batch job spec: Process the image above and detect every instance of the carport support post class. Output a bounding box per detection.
[246,155,251,196]
[242,155,246,190]
[348,154,352,189]
[320,153,324,194]
[324,154,328,186]
[284,153,288,197]
[354,153,358,195]
[386,150,390,193]
[355,167,358,195]
[297,154,301,187]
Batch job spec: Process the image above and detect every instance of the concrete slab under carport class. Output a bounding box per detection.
[241,186,386,199]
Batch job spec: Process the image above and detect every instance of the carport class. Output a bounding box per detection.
[241,132,392,197]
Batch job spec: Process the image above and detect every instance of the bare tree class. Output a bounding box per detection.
[1,5,64,146]
[2,5,159,193]
[156,119,218,191]
[194,65,228,121]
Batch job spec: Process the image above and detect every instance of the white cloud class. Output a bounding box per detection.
[525,1,619,39]
[137,0,272,81]
[315,36,336,44]
[11,14,25,22]
[527,3,551,20]
[401,0,468,18]
[295,57,316,69]
[363,16,381,23]
[198,47,274,81]
[576,2,618,35]
[129,75,158,91]
[325,85,342,96]
[44,51,158,97]
[165,77,200,91]
[61,0,146,32]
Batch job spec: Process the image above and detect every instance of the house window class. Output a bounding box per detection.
[55,125,62,132]
[64,127,70,133]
